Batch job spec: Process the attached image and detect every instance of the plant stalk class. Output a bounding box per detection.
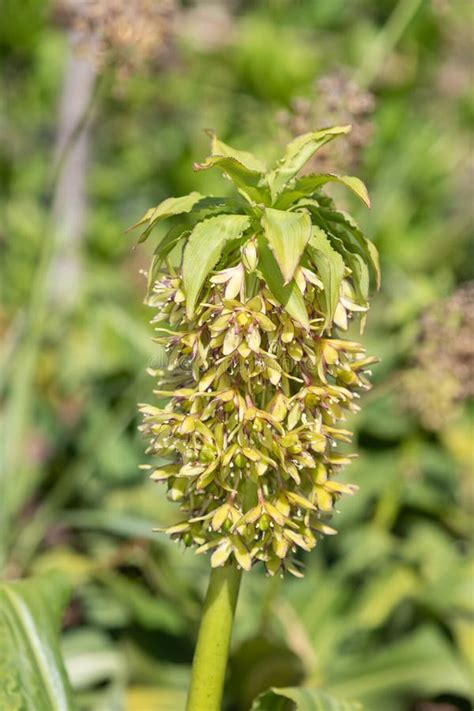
[186,563,242,711]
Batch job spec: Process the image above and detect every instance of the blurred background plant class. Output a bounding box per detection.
[0,1,472,710]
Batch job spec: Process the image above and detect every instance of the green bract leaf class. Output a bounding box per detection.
[319,209,380,289]
[278,173,370,209]
[129,194,237,244]
[345,252,370,304]
[257,235,310,330]
[128,192,204,243]
[194,155,269,205]
[262,207,312,284]
[250,686,363,711]
[267,126,351,200]
[307,228,345,329]
[183,214,251,317]
[146,225,189,296]
[318,230,370,306]
[0,572,76,711]
[207,130,267,173]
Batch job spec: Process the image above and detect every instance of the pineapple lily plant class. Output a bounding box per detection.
[131,126,379,710]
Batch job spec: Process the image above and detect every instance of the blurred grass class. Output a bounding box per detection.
[0,1,472,710]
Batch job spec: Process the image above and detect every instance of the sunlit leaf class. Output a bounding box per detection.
[183,214,250,317]
[267,126,351,199]
[257,235,309,329]
[128,192,203,242]
[262,207,312,283]
[278,173,370,209]
[207,130,267,173]
[194,155,269,204]
[0,572,76,711]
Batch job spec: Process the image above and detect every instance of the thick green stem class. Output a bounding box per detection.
[186,563,242,711]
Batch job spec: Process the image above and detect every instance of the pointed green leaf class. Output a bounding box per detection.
[146,225,189,296]
[345,252,370,304]
[128,194,236,243]
[261,207,312,284]
[257,235,309,330]
[251,687,363,711]
[207,131,267,173]
[194,155,269,205]
[128,192,204,242]
[307,228,345,329]
[364,239,380,290]
[318,232,370,305]
[0,572,76,711]
[183,214,250,317]
[319,209,380,289]
[267,126,351,200]
[278,173,370,209]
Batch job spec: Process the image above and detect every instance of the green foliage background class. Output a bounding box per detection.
[0,1,472,710]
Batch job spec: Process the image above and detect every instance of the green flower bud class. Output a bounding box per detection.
[183,532,193,547]
[222,519,233,533]
[199,445,216,463]
[234,453,246,469]
[241,238,258,271]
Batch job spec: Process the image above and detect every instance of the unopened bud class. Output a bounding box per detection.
[241,238,258,271]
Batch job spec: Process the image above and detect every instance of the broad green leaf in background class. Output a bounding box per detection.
[251,687,363,711]
[277,174,370,210]
[257,235,310,329]
[267,127,351,200]
[60,508,162,541]
[183,214,250,317]
[351,565,419,630]
[261,207,312,283]
[0,572,76,711]
[97,570,186,635]
[326,626,472,703]
[62,629,124,692]
[229,635,305,710]
[307,228,345,328]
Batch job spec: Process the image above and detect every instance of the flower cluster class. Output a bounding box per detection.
[401,283,473,430]
[133,128,379,576]
[53,0,175,78]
